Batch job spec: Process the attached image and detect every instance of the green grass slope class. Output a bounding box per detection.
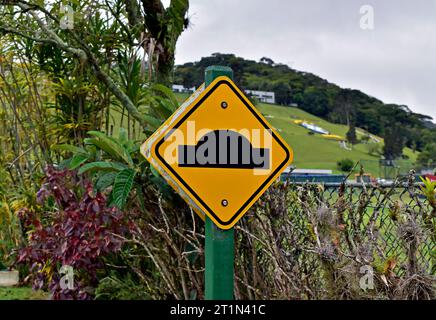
[256,103,417,175]
[0,287,48,300]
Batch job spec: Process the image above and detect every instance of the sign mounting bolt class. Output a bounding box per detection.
[221,199,228,207]
[221,101,228,109]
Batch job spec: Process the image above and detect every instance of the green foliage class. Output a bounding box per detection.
[337,158,354,172]
[346,122,358,145]
[116,53,149,107]
[95,276,150,300]
[417,143,436,169]
[0,287,48,300]
[86,131,134,166]
[53,129,141,210]
[419,177,436,207]
[110,169,136,209]
[300,86,329,116]
[0,194,24,268]
[52,77,181,209]
[48,76,99,142]
[78,162,128,175]
[0,0,189,298]
[69,153,89,170]
[112,52,179,135]
[52,144,88,155]
[141,83,180,134]
[95,172,118,192]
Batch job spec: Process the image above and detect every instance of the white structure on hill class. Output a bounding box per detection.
[244,89,276,104]
[172,84,196,94]
[301,122,329,134]
[283,168,333,175]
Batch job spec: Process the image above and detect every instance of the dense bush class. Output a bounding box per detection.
[337,158,355,172]
[15,167,129,299]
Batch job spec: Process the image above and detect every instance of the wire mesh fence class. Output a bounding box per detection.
[235,176,435,299]
[302,182,435,276]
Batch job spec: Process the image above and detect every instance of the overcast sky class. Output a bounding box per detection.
[173,0,436,121]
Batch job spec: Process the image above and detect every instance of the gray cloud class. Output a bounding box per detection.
[176,0,436,120]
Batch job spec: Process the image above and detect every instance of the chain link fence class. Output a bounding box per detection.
[235,177,435,299]
[298,182,435,276]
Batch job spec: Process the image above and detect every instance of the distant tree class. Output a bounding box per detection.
[260,57,274,65]
[417,143,436,168]
[337,158,354,172]
[175,66,197,88]
[346,122,358,145]
[356,106,383,135]
[381,104,410,160]
[274,80,292,105]
[383,126,406,160]
[300,86,329,116]
[333,89,355,125]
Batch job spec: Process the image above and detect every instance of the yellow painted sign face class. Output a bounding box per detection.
[141,77,293,229]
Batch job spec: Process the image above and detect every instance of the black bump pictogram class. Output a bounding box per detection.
[178,130,270,169]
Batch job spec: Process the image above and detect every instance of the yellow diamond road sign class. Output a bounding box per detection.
[141,76,293,229]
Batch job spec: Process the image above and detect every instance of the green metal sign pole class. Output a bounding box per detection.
[204,66,234,300]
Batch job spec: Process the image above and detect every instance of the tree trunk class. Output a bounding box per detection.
[157,51,175,86]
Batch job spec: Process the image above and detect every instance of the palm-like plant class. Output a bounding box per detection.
[54,128,140,209]
[420,177,436,208]
[419,177,436,243]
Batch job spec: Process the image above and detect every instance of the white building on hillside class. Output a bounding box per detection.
[244,89,276,104]
[282,168,333,175]
[172,84,196,94]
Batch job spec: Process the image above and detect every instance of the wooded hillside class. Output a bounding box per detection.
[175,53,436,167]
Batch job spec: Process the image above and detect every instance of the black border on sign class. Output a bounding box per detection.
[155,79,291,226]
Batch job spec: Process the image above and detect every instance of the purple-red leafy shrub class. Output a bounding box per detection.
[16,166,129,299]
